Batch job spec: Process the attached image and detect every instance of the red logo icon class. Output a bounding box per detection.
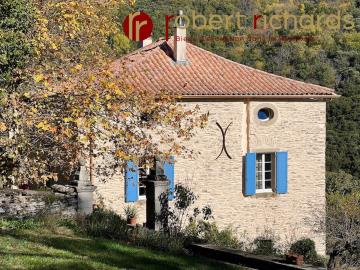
[123,11,153,41]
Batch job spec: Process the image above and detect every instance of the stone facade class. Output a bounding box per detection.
[93,99,327,255]
[0,185,77,219]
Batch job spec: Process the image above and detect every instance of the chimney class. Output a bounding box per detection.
[174,10,187,63]
[141,35,152,48]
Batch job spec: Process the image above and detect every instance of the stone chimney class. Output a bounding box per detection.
[141,35,152,47]
[174,10,187,63]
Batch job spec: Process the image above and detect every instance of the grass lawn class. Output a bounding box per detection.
[0,225,246,270]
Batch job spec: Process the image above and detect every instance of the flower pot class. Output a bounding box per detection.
[295,255,304,266]
[127,217,137,226]
[286,253,304,266]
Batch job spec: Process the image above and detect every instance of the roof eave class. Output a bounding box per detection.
[180,93,340,101]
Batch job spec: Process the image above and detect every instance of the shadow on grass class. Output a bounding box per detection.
[7,231,240,270]
[22,261,99,270]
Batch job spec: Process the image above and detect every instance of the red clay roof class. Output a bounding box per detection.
[112,37,337,98]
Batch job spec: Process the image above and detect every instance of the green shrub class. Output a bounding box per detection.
[185,221,241,249]
[84,208,129,240]
[130,226,184,254]
[81,208,185,253]
[158,184,213,237]
[124,205,137,219]
[36,213,67,232]
[253,238,276,255]
[57,217,80,232]
[0,214,78,233]
[0,218,40,231]
[309,255,327,267]
[290,238,317,262]
[201,223,240,249]
[158,184,239,249]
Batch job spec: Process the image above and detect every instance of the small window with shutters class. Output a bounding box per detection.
[256,153,274,193]
[138,158,154,200]
[245,151,288,196]
[125,157,175,202]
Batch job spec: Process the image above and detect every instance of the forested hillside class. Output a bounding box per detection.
[119,0,360,179]
[1,1,359,267]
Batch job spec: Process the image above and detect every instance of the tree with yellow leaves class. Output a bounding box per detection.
[0,0,206,186]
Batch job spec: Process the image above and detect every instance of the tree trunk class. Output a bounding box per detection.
[327,249,342,270]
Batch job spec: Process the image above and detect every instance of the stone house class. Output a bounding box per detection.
[93,26,338,255]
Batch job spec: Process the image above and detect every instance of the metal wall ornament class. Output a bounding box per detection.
[215,122,233,160]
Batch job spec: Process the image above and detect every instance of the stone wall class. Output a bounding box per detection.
[93,99,327,255]
[0,185,77,219]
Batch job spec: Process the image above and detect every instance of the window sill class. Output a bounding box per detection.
[253,191,277,198]
[138,195,146,201]
[256,189,273,193]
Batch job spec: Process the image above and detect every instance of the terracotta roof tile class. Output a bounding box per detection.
[112,37,337,98]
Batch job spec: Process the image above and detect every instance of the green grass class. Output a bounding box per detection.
[0,225,246,270]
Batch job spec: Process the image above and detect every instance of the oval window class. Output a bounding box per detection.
[257,108,274,122]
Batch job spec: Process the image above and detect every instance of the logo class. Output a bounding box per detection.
[123,11,153,41]
[163,10,355,40]
[123,10,355,43]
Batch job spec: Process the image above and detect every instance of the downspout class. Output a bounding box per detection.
[246,99,251,153]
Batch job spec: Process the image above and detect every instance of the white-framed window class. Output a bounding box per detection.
[138,177,147,200]
[138,160,152,200]
[256,153,274,193]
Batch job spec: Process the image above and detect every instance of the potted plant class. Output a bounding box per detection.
[124,205,137,226]
[285,252,304,266]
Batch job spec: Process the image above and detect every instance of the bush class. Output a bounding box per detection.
[157,184,242,249]
[203,223,241,249]
[185,221,241,249]
[37,213,64,232]
[327,191,360,269]
[158,184,213,237]
[0,218,40,231]
[80,208,185,253]
[57,217,80,232]
[253,238,276,255]
[0,214,78,233]
[83,208,129,240]
[130,226,184,253]
[310,255,327,267]
[124,205,137,219]
[290,238,317,262]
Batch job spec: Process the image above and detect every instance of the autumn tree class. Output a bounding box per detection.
[327,191,360,269]
[0,0,37,185]
[0,0,206,186]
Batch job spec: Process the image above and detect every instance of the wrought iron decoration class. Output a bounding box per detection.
[215,122,233,160]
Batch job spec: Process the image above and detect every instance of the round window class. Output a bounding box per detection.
[257,108,274,122]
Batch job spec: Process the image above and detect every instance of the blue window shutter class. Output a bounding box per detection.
[125,161,139,202]
[245,153,256,196]
[276,151,288,194]
[164,156,175,200]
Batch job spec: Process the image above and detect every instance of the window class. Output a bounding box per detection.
[257,108,274,122]
[138,159,153,200]
[138,176,147,199]
[256,153,274,192]
[244,151,288,196]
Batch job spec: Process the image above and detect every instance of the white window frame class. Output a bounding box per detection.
[138,186,146,201]
[138,166,150,201]
[256,153,274,193]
